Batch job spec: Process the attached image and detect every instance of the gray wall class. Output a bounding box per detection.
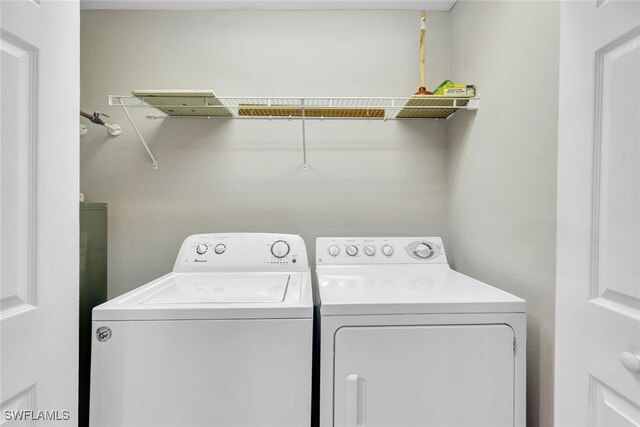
[80,10,451,298]
[447,2,559,426]
[81,7,560,426]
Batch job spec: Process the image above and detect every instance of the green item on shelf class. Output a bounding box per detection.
[433,80,455,95]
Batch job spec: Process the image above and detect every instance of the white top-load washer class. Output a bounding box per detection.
[90,233,313,427]
[316,237,526,427]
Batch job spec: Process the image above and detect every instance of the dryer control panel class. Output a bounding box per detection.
[174,233,309,272]
[316,237,448,265]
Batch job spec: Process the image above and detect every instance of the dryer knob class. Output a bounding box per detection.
[415,243,433,259]
[382,244,394,256]
[196,244,208,255]
[346,245,359,257]
[328,245,340,257]
[364,245,376,256]
[214,244,226,255]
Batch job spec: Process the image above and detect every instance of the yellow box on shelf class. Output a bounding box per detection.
[435,84,476,97]
[442,86,475,96]
[431,80,476,97]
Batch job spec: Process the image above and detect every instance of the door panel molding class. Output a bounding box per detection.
[0,25,40,416]
[1,385,36,427]
[593,290,640,318]
[589,376,640,426]
[0,307,38,408]
[590,26,640,310]
[0,29,39,310]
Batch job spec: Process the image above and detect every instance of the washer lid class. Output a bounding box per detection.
[317,265,526,315]
[92,271,313,321]
[142,274,290,304]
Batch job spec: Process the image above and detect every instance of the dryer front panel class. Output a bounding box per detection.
[333,324,515,427]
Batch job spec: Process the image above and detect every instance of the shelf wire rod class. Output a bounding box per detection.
[386,98,396,120]
[121,103,158,169]
[301,98,308,170]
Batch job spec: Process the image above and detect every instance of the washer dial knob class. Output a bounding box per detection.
[364,245,376,256]
[346,245,359,257]
[271,240,290,258]
[328,245,340,257]
[196,244,208,255]
[415,243,433,259]
[214,244,226,255]
[382,244,394,256]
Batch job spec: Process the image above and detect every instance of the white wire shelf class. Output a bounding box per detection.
[108,95,479,120]
[107,94,479,170]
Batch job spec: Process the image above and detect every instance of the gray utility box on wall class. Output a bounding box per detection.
[79,202,108,427]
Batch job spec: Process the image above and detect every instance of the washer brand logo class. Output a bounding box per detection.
[96,326,112,342]
[194,259,207,263]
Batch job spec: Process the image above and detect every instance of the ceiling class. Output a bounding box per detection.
[80,0,457,12]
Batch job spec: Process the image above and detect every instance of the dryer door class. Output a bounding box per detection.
[333,324,515,427]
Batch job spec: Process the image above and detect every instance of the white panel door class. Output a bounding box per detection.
[333,325,515,427]
[0,0,79,425]
[556,1,640,426]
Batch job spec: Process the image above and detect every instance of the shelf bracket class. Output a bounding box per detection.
[120,103,158,169]
[300,98,308,171]
[467,96,480,110]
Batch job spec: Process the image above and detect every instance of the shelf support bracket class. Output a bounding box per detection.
[121,103,158,169]
[467,96,480,110]
[300,98,308,171]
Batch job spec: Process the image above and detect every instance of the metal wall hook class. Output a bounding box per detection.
[80,110,122,136]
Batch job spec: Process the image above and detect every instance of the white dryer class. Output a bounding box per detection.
[90,233,313,427]
[316,237,526,427]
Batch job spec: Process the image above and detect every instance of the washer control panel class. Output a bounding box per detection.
[317,237,447,265]
[174,233,308,272]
